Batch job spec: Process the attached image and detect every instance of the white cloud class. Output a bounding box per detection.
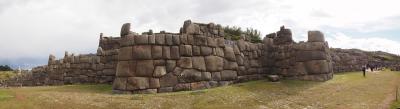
[326,32,400,55]
[0,0,399,67]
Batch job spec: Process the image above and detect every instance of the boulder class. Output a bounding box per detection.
[267,75,280,82]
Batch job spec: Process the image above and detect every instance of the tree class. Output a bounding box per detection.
[0,65,13,71]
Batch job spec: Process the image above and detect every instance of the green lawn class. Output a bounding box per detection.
[0,71,399,109]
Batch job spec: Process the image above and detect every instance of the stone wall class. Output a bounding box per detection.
[4,35,120,86]
[4,20,338,94]
[112,20,333,94]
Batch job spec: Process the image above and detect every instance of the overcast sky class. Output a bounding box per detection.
[1,0,400,68]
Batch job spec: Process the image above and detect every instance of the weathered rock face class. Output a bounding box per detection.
[110,21,335,94]
[6,20,351,93]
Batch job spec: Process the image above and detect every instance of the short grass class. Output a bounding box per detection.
[0,71,399,109]
[0,71,16,81]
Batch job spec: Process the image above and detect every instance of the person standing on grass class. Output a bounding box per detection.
[362,65,367,77]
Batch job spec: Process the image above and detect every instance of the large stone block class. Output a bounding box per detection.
[155,34,165,45]
[166,60,176,72]
[160,73,178,87]
[193,46,201,56]
[120,23,130,37]
[152,46,163,59]
[172,35,180,45]
[165,34,173,45]
[179,69,202,83]
[200,46,213,56]
[113,77,127,90]
[118,46,133,61]
[207,37,217,47]
[305,60,329,74]
[223,59,238,70]
[214,48,224,57]
[135,35,149,45]
[205,56,224,72]
[182,20,201,34]
[174,83,191,91]
[308,31,325,42]
[149,78,160,89]
[202,72,212,81]
[135,60,154,77]
[180,45,192,56]
[180,34,188,44]
[211,72,221,81]
[296,51,328,62]
[192,56,206,71]
[177,57,192,68]
[294,62,307,75]
[126,77,149,90]
[153,66,167,78]
[221,70,238,81]
[162,46,171,59]
[116,61,133,77]
[170,46,180,59]
[194,35,207,46]
[224,47,236,61]
[148,35,155,44]
[132,45,152,59]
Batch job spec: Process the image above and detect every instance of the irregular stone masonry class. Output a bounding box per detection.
[10,20,389,94]
[112,20,333,94]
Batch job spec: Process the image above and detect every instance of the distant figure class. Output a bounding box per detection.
[362,65,366,77]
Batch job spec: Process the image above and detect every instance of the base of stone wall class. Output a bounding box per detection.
[112,74,269,94]
[283,73,333,81]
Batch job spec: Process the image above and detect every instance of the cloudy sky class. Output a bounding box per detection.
[1,0,400,69]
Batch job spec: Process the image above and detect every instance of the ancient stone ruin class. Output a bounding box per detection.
[11,20,394,94]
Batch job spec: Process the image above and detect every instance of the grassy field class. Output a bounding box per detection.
[0,71,399,109]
